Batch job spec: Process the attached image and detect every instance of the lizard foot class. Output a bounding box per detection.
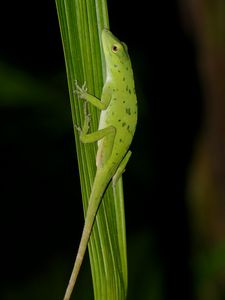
[82,101,91,134]
[74,124,82,134]
[74,80,88,100]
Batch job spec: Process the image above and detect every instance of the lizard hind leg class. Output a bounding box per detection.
[79,125,115,144]
[112,150,132,189]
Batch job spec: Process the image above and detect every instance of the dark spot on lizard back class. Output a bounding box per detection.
[126,108,131,115]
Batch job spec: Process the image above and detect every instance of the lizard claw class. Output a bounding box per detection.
[74,102,91,136]
[82,82,87,91]
[74,124,82,134]
[74,80,88,100]
[83,101,91,117]
[83,101,91,131]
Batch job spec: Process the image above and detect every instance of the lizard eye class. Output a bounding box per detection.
[112,45,118,53]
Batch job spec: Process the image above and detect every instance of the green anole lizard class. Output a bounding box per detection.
[64,29,137,300]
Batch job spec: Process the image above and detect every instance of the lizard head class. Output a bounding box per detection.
[102,29,130,67]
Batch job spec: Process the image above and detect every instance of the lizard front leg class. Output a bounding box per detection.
[75,80,112,110]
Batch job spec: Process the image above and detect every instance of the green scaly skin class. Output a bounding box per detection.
[64,29,137,300]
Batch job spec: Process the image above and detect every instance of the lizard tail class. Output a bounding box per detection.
[63,168,111,300]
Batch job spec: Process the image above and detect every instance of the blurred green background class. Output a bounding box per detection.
[1,0,225,299]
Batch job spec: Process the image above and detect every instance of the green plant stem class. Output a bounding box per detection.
[55,1,128,299]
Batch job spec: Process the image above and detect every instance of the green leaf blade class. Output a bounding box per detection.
[55,1,128,299]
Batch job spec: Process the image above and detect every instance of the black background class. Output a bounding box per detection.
[0,1,202,299]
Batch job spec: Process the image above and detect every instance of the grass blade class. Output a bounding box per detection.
[55,1,128,299]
